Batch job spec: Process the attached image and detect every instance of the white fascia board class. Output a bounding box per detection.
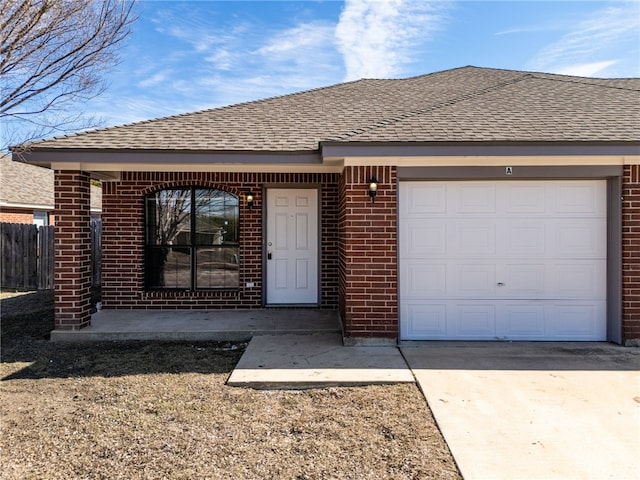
[0,200,53,210]
[20,150,322,166]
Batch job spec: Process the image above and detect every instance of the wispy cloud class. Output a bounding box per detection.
[256,22,334,57]
[527,3,639,77]
[495,23,562,37]
[335,0,450,80]
[553,60,619,77]
[145,7,342,101]
[253,21,341,89]
[137,72,169,88]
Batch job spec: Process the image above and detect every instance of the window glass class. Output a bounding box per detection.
[196,247,239,289]
[194,188,239,246]
[145,188,239,290]
[146,246,191,289]
[146,189,191,246]
[33,211,48,227]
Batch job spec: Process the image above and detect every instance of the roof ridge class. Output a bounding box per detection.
[528,72,640,92]
[326,73,533,142]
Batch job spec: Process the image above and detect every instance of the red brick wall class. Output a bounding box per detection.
[54,171,92,329]
[622,164,640,344]
[0,208,34,224]
[339,166,397,341]
[101,172,340,309]
[0,209,54,224]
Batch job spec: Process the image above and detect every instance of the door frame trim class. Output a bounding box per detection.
[262,184,322,307]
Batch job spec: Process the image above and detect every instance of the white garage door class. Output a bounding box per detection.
[399,180,607,341]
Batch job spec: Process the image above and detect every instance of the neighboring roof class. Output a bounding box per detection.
[0,153,54,208]
[16,66,640,153]
[0,154,102,211]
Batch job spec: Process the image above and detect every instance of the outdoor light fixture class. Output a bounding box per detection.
[368,177,378,203]
[247,193,254,208]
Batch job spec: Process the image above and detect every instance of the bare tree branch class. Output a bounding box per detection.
[1,0,137,150]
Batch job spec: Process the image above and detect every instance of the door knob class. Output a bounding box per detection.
[497,282,505,287]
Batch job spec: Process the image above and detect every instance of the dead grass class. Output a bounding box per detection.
[1,290,461,480]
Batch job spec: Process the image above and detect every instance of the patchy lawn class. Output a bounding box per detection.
[1,290,461,480]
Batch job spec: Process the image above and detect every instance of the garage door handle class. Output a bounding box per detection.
[497,282,505,287]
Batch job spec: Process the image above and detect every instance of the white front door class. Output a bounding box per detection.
[266,188,319,305]
[399,180,607,341]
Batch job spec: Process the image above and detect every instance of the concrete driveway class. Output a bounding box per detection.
[401,342,640,480]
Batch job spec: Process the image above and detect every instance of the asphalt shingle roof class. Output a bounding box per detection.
[0,154,102,210]
[0,154,54,206]
[22,66,640,153]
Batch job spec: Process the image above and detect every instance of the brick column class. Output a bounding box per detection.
[622,164,640,346]
[339,166,397,344]
[54,171,92,330]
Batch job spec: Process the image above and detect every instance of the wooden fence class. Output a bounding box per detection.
[0,220,101,290]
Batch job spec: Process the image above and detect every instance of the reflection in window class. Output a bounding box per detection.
[145,188,239,289]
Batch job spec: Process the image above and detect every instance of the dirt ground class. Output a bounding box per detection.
[0,290,461,480]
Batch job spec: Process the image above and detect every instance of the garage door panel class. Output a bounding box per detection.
[401,220,447,257]
[455,304,496,338]
[503,304,546,338]
[556,183,606,215]
[502,264,546,296]
[553,220,606,258]
[404,183,447,214]
[457,184,496,213]
[401,303,448,339]
[400,180,607,341]
[506,221,546,256]
[453,221,496,255]
[551,303,607,339]
[403,263,447,296]
[454,264,496,296]
[504,184,547,214]
[552,261,606,298]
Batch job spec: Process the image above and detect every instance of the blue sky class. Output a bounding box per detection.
[26,0,640,135]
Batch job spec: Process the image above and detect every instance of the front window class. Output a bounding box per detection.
[145,188,239,289]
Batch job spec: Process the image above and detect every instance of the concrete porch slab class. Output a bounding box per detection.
[227,333,415,389]
[50,309,341,342]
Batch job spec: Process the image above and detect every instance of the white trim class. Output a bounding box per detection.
[46,155,638,177]
[340,155,638,167]
[49,162,342,174]
[0,201,53,211]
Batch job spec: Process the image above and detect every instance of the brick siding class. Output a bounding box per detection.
[0,209,54,224]
[339,166,398,340]
[54,171,92,329]
[622,164,640,344]
[54,165,639,342]
[0,208,34,224]
[101,172,340,310]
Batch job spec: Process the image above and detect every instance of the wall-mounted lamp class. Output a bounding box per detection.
[246,193,255,208]
[368,177,378,203]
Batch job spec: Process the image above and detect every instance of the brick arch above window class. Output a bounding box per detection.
[140,181,241,198]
